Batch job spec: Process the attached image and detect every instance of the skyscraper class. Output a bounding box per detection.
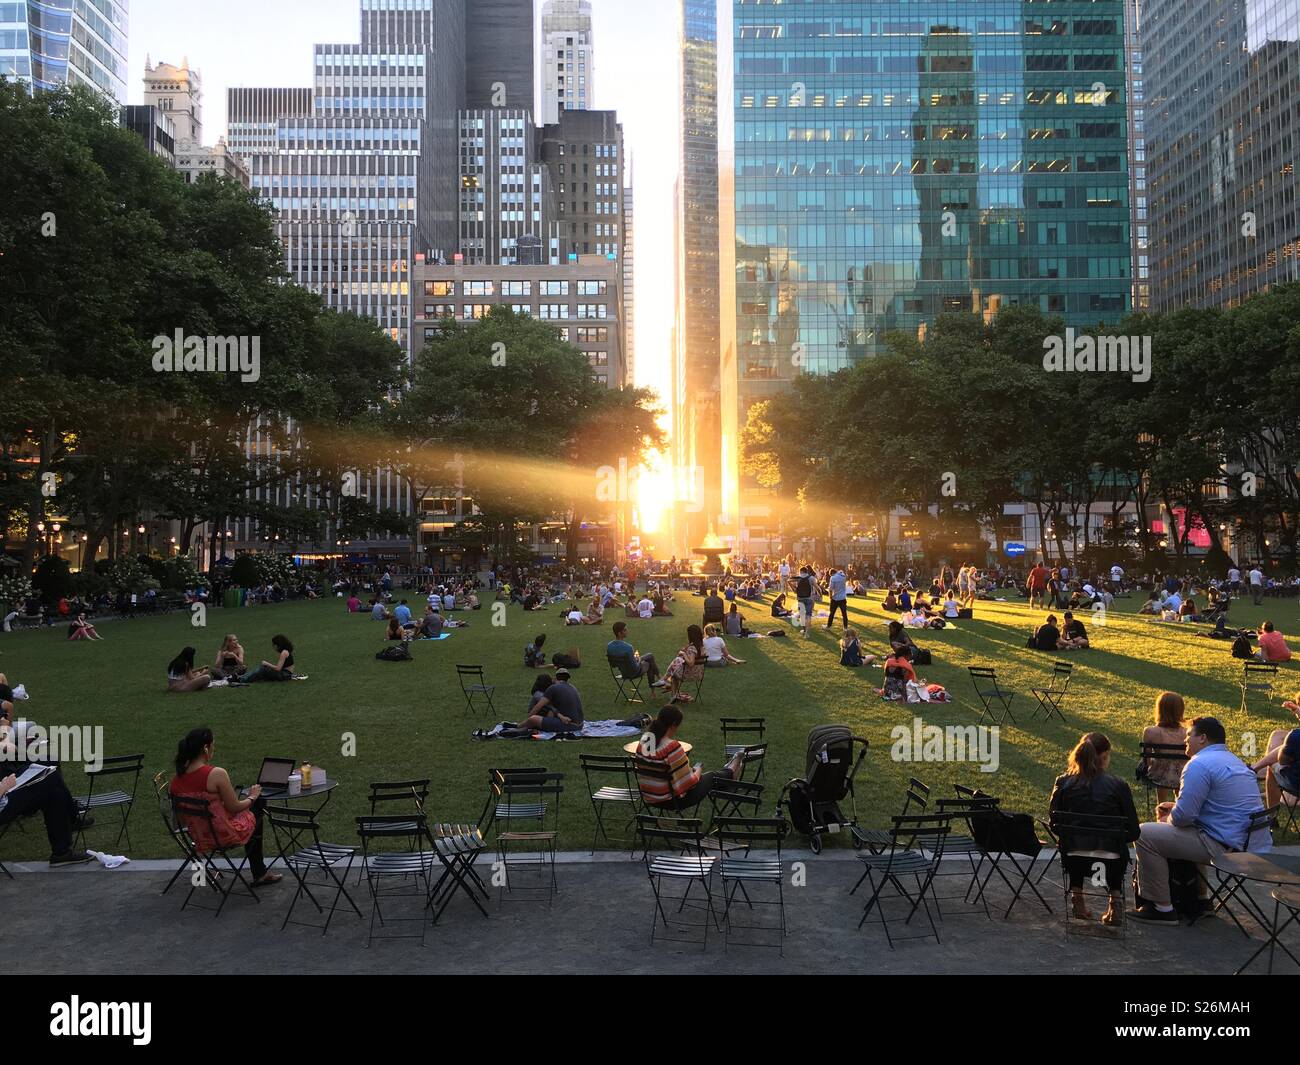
[465,0,535,111]
[0,0,128,101]
[726,0,1133,550]
[143,57,201,143]
[459,108,556,265]
[541,0,595,125]
[1144,0,1300,310]
[539,108,624,261]
[673,0,722,547]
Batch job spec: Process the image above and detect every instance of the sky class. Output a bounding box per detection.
[125,0,680,403]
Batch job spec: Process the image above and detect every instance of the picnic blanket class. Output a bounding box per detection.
[472,718,646,741]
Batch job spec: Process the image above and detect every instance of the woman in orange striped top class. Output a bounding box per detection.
[635,705,744,809]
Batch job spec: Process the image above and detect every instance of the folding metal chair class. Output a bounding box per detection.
[579,754,639,853]
[266,804,362,934]
[427,821,491,921]
[1029,662,1073,723]
[1201,807,1283,936]
[1047,810,1131,939]
[852,777,930,856]
[720,718,767,780]
[1241,661,1278,715]
[968,666,1017,726]
[1255,885,1300,976]
[1276,778,1300,838]
[949,790,1056,919]
[477,767,560,838]
[853,813,950,948]
[355,814,438,947]
[1136,743,1188,818]
[493,771,564,904]
[714,816,789,955]
[170,793,261,917]
[75,753,144,852]
[608,656,646,706]
[635,814,719,949]
[455,664,496,716]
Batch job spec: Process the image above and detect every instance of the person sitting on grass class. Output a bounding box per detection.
[1032,614,1063,651]
[702,624,745,667]
[519,667,585,733]
[68,613,102,641]
[524,632,553,669]
[582,595,605,625]
[1252,693,1300,811]
[167,647,213,693]
[1257,621,1293,663]
[1049,732,1140,927]
[840,628,876,668]
[887,619,918,655]
[1142,691,1188,805]
[385,617,411,642]
[1059,611,1090,649]
[942,592,961,619]
[723,602,751,638]
[608,621,663,688]
[237,635,295,684]
[634,705,744,810]
[213,635,246,680]
[169,726,281,888]
[663,625,706,703]
[771,592,793,619]
[419,606,445,639]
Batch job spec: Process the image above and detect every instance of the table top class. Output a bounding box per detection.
[252,779,339,800]
[624,741,692,756]
[1211,851,1300,885]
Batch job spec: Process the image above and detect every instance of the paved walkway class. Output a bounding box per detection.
[7,851,1296,975]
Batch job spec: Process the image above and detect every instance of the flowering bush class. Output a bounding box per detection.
[0,572,33,613]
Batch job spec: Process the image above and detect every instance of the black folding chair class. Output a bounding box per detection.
[720,718,767,780]
[853,813,951,948]
[1029,662,1073,723]
[427,821,491,922]
[492,771,564,904]
[266,805,362,934]
[477,767,560,839]
[1276,778,1300,838]
[75,753,145,852]
[170,793,261,917]
[154,772,195,896]
[968,666,1017,726]
[714,816,790,955]
[580,754,639,853]
[355,814,438,947]
[635,814,719,949]
[1241,661,1278,715]
[949,790,1056,919]
[1136,743,1188,818]
[1047,810,1133,939]
[1201,807,1283,937]
[852,777,931,855]
[608,656,646,706]
[455,664,496,716]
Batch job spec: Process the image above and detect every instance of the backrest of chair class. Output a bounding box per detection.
[154,773,180,834]
[456,664,486,688]
[739,743,767,768]
[356,813,428,845]
[707,779,764,820]
[580,754,633,785]
[368,778,430,815]
[1244,662,1278,685]
[1242,806,1278,851]
[635,813,704,853]
[969,666,996,681]
[87,753,145,779]
[713,816,788,855]
[889,813,950,857]
[1049,810,1130,852]
[1052,661,1073,686]
[607,656,630,679]
[720,717,766,744]
[902,777,931,815]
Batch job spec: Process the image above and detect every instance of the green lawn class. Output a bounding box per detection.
[2,588,1297,859]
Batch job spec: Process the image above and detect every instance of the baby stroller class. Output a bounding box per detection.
[776,725,870,854]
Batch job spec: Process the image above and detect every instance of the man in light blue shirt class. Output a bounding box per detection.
[826,568,849,630]
[393,601,413,629]
[1134,716,1270,923]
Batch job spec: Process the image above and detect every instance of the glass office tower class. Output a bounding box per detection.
[1144,0,1300,309]
[0,0,128,101]
[731,0,1132,385]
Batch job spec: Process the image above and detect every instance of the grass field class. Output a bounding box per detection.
[2,588,1297,859]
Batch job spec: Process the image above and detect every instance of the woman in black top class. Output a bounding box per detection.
[238,635,295,684]
[1049,732,1140,926]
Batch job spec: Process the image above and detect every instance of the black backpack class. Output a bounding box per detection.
[376,643,412,662]
[1133,859,1205,918]
[1231,634,1254,659]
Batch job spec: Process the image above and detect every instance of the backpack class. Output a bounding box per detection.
[1133,859,1205,918]
[376,643,412,662]
[1231,634,1254,659]
[913,648,932,666]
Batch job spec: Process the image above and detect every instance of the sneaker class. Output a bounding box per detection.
[49,850,94,866]
[74,814,95,830]
[12,684,28,700]
[1131,905,1180,925]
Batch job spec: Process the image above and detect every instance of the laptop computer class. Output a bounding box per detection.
[253,757,297,797]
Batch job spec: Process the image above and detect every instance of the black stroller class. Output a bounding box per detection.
[776,725,869,853]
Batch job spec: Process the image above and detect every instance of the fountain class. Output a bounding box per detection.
[691,531,731,581]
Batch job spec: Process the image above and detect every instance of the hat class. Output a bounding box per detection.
[554,667,572,679]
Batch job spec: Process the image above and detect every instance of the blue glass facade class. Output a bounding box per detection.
[0,0,128,101]
[732,0,1132,387]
